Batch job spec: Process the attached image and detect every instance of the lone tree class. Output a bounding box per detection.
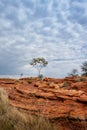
[30,57,48,78]
[81,61,87,76]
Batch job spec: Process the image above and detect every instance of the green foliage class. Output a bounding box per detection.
[81,61,87,76]
[38,74,43,80]
[30,57,48,76]
[30,58,48,67]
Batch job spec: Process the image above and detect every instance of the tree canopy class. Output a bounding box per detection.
[30,57,48,77]
[81,61,87,76]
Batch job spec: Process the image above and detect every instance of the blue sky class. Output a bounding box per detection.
[0,0,87,78]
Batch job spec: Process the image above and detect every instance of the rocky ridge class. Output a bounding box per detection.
[0,77,87,130]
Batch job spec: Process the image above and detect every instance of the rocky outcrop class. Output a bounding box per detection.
[0,77,87,130]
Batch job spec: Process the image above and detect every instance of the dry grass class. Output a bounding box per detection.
[0,87,57,130]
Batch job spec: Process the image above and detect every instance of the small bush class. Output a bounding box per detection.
[38,74,43,80]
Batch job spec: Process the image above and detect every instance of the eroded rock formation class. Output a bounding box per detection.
[0,77,87,130]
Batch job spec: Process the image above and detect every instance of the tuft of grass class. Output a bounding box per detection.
[0,87,57,130]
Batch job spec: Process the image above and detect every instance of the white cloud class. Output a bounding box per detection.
[0,0,87,77]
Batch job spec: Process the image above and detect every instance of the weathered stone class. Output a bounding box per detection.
[0,77,87,130]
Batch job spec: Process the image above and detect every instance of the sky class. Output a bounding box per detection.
[0,0,87,78]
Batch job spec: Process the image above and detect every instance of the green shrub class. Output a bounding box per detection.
[38,74,43,80]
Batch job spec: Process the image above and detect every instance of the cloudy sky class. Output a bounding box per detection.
[0,0,87,78]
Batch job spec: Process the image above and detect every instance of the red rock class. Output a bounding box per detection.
[0,77,87,130]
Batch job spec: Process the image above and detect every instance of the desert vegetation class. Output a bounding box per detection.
[30,57,48,79]
[68,69,78,77]
[68,61,87,77]
[81,61,87,76]
[0,88,57,130]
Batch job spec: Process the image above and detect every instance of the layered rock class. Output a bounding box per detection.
[0,77,87,130]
